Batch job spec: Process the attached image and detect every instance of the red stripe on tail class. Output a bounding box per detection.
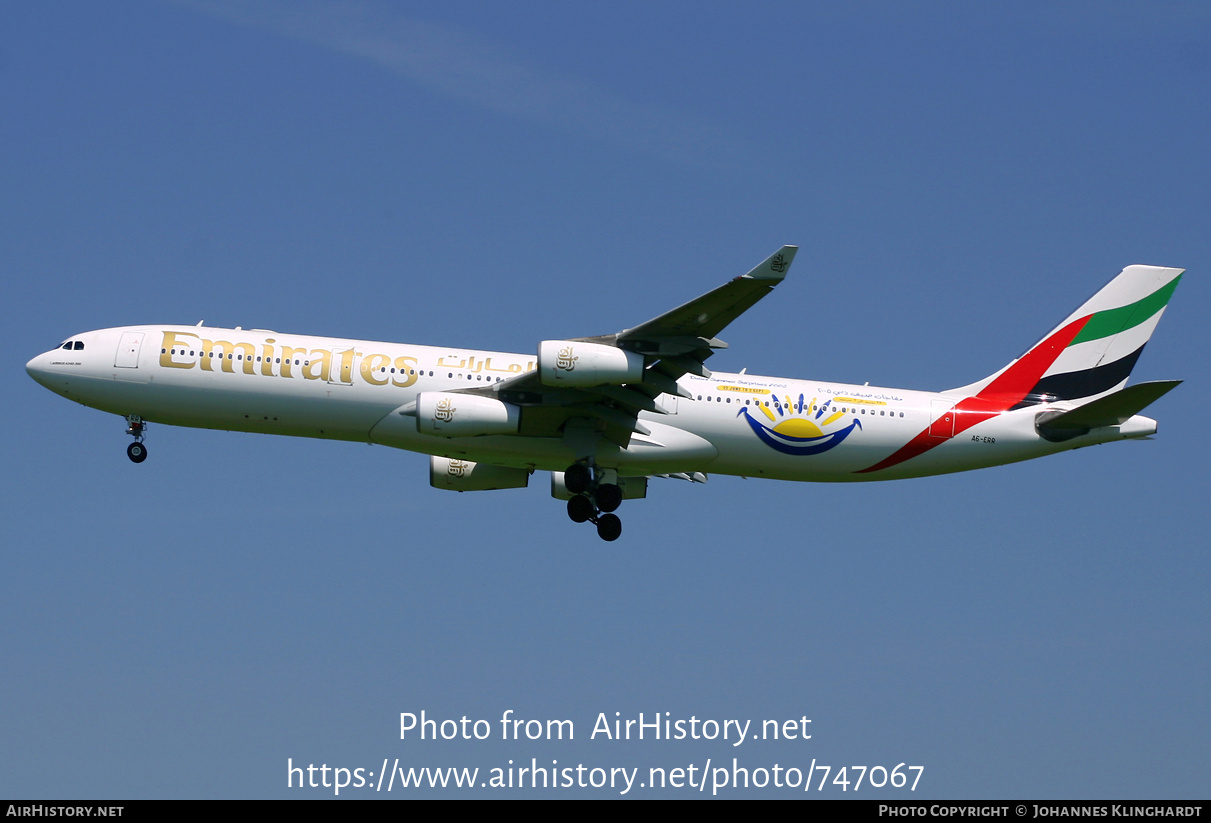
[856,315,1090,474]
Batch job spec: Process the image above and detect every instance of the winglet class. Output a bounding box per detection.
[742,245,798,281]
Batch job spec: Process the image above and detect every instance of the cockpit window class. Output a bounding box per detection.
[74,341,84,350]
[61,342,72,350]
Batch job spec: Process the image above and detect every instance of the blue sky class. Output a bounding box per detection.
[3,1,1208,798]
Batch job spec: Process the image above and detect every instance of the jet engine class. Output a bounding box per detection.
[430,456,530,491]
[537,340,644,387]
[415,392,520,436]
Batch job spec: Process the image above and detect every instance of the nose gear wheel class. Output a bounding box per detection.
[124,415,148,463]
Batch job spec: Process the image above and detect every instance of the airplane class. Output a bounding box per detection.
[26,247,1183,542]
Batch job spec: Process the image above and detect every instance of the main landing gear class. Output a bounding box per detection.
[564,463,623,542]
[125,415,148,464]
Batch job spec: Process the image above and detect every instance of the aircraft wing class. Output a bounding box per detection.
[607,244,797,360]
[453,246,798,447]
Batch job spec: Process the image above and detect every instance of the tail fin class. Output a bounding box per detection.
[949,265,1184,408]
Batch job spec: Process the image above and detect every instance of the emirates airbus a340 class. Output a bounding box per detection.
[26,247,1183,541]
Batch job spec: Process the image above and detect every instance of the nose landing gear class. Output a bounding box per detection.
[563,463,624,541]
[125,415,148,463]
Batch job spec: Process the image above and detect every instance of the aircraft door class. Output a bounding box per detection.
[928,400,955,438]
[329,347,355,385]
[115,332,145,368]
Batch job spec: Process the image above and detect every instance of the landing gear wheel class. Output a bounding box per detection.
[596,513,622,542]
[564,463,591,495]
[594,483,623,513]
[567,495,595,523]
[127,442,148,463]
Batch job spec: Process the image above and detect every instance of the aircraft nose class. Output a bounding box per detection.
[26,353,52,387]
[25,346,62,384]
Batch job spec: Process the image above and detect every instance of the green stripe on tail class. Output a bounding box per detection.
[1070,275,1182,345]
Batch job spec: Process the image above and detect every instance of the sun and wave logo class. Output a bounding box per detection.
[737,393,862,456]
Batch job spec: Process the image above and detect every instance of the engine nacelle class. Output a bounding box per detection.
[416,392,520,436]
[431,456,530,491]
[550,472,648,501]
[538,340,644,387]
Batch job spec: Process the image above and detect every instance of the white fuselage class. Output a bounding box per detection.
[26,325,1154,483]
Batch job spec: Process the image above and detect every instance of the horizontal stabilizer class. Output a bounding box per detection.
[1036,380,1180,441]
